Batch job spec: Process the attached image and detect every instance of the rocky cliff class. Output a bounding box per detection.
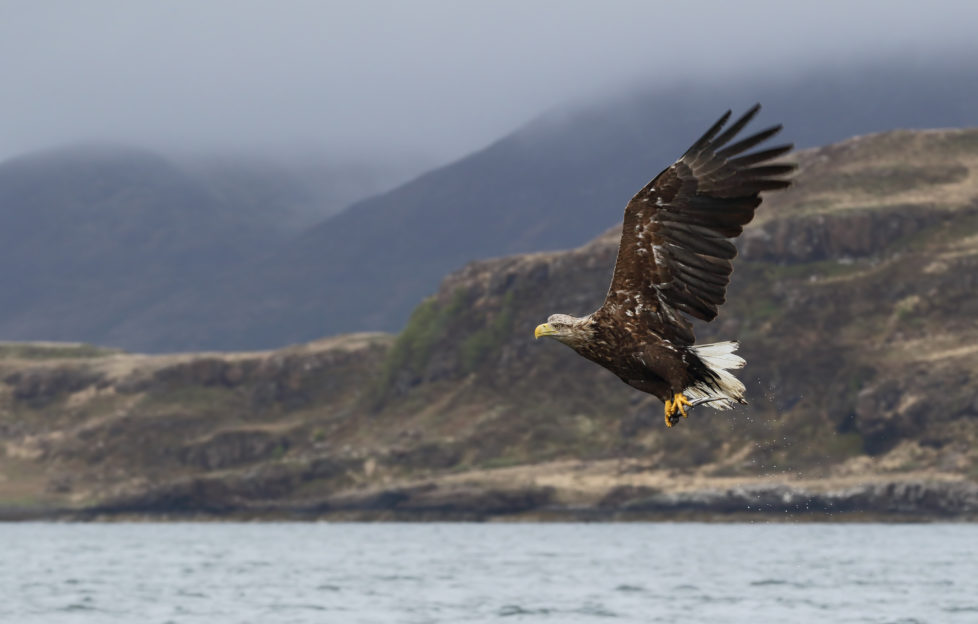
[2,129,978,520]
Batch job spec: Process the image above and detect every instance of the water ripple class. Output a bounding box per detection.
[0,523,975,623]
[498,604,552,617]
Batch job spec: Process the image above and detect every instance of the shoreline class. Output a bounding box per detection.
[6,472,977,523]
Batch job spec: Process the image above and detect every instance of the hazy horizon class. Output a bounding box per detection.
[2,1,978,167]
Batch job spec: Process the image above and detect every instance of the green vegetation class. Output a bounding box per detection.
[893,295,922,320]
[0,342,122,360]
[824,432,866,460]
[764,258,868,281]
[940,131,978,154]
[460,291,516,372]
[834,165,968,195]
[744,295,782,324]
[375,289,468,396]
[140,385,240,412]
[479,454,528,470]
[789,199,835,214]
[770,430,866,470]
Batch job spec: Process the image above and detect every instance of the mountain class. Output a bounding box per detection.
[2,60,978,353]
[131,60,978,351]
[0,144,276,345]
[184,152,428,232]
[2,128,977,520]
[0,144,414,350]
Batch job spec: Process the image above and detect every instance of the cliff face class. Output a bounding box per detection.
[2,129,978,519]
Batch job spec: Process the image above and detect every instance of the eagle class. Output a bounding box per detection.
[534,104,793,427]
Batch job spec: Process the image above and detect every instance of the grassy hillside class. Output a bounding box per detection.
[1,128,977,519]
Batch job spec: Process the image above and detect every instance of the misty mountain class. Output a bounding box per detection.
[185,153,428,232]
[132,60,978,351]
[3,60,978,352]
[0,144,411,348]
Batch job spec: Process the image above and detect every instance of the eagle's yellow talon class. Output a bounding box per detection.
[664,393,691,427]
[675,393,691,418]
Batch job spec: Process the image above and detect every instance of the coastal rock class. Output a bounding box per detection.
[180,430,290,471]
[606,479,978,517]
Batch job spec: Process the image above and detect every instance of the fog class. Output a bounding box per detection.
[2,0,977,165]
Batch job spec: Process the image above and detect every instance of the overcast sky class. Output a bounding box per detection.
[1,0,977,165]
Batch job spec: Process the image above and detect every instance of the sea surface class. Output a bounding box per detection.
[1,522,975,623]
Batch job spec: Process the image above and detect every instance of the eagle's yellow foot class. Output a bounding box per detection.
[663,393,692,427]
[674,393,691,418]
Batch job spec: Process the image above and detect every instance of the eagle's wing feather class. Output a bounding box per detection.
[602,104,794,345]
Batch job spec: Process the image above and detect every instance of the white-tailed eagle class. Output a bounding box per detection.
[534,105,793,426]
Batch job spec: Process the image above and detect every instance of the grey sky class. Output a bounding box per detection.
[1,0,977,164]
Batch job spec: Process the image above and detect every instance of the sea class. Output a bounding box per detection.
[1,522,975,623]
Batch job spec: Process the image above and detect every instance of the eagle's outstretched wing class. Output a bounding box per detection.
[602,104,794,345]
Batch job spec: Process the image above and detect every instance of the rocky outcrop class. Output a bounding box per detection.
[608,480,978,517]
[73,474,978,520]
[180,430,290,470]
[3,366,106,405]
[740,203,970,263]
[315,483,556,518]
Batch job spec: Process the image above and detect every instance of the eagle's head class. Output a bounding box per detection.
[534,313,594,348]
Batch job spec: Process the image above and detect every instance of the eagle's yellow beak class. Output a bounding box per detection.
[534,322,556,339]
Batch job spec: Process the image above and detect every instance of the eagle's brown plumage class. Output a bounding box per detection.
[534,105,794,426]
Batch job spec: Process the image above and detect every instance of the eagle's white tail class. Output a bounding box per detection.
[685,341,746,410]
